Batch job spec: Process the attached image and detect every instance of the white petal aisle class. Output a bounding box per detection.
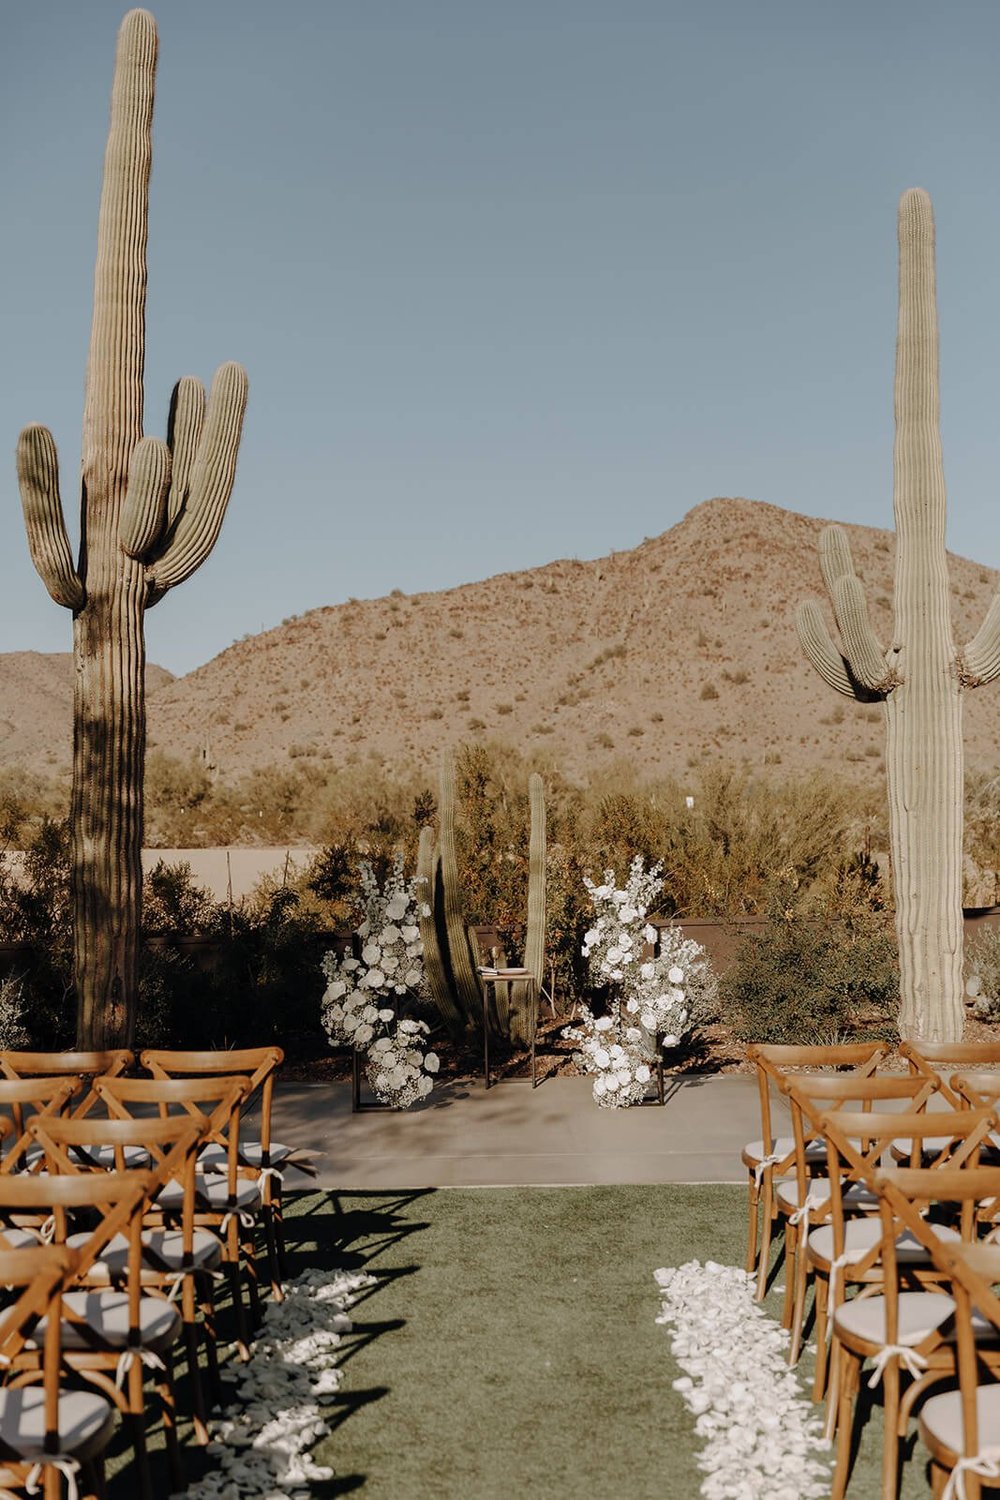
[182,1267,374,1499]
[654,1260,832,1500]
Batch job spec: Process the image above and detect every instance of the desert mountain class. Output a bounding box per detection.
[0,653,172,778]
[6,498,1000,786]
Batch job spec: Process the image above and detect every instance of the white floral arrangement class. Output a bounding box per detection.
[564,856,708,1108]
[321,856,439,1108]
[654,1260,831,1498]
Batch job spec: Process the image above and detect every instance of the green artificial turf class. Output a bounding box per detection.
[282,1186,933,1499]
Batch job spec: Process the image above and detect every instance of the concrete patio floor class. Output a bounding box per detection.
[269,1073,771,1189]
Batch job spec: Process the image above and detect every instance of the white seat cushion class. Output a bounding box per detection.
[67,1144,151,1170]
[37,1289,181,1353]
[809,1218,961,1267]
[835,1290,957,1347]
[156,1175,261,1216]
[67,1228,223,1279]
[741,1137,825,1169]
[919,1383,1000,1457]
[0,1385,115,1459]
[776,1177,879,1213]
[199,1140,296,1171]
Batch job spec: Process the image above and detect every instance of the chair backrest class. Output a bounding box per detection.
[818,1105,997,1289]
[780,1071,941,1211]
[950,1071,1000,1109]
[0,1049,133,1119]
[0,1077,80,1172]
[28,1114,206,1253]
[0,1169,155,1286]
[749,1041,891,1155]
[874,1165,1000,1474]
[901,1040,1000,1107]
[139,1047,281,1151]
[96,1075,249,1189]
[0,1243,82,1447]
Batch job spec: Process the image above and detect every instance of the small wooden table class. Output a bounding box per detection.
[477,967,539,1089]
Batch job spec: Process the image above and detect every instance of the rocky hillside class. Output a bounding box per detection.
[6,497,1000,786]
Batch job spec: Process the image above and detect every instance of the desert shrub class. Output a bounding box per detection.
[0,819,74,1046]
[720,892,898,1045]
[966,923,1000,1021]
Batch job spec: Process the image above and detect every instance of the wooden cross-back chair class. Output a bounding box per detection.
[873,1166,1000,1500]
[0,1243,116,1500]
[94,1074,264,1359]
[817,1105,999,1500]
[138,1046,308,1296]
[902,1041,1000,1109]
[27,1111,220,1445]
[776,1069,942,1368]
[742,1041,891,1298]
[0,1168,181,1500]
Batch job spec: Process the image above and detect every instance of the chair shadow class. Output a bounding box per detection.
[106,1186,434,1497]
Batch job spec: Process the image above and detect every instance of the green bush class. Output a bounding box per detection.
[719,899,898,1045]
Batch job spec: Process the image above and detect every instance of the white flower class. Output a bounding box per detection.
[381,924,402,945]
[401,924,419,943]
[594,1047,610,1069]
[425,1052,440,1074]
[595,1016,613,1032]
[364,968,386,989]
[378,1009,394,1022]
[361,943,382,966]
[386,897,408,921]
[636,1064,651,1084]
[668,965,684,983]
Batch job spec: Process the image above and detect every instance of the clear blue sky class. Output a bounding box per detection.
[4,1,1000,676]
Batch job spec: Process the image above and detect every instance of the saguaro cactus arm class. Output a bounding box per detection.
[119,436,171,558]
[795,599,858,697]
[961,595,1000,686]
[123,362,247,600]
[15,426,84,610]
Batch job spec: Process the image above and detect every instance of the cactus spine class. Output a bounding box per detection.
[796,188,1000,1043]
[16,11,247,1048]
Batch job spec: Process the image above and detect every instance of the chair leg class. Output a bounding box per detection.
[198,1273,223,1407]
[812,1274,830,1402]
[824,1337,842,1442]
[125,1359,154,1500]
[154,1357,184,1497]
[787,1229,810,1366]
[831,1349,861,1500]
[755,1176,778,1302]
[183,1310,211,1445]
[243,1228,264,1326]
[226,1255,253,1363]
[745,1173,760,1273]
[781,1219,797,1327]
[880,1357,901,1500]
[263,1203,284,1302]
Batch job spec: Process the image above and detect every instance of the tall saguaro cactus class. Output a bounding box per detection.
[797,188,1000,1043]
[16,10,247,1048]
